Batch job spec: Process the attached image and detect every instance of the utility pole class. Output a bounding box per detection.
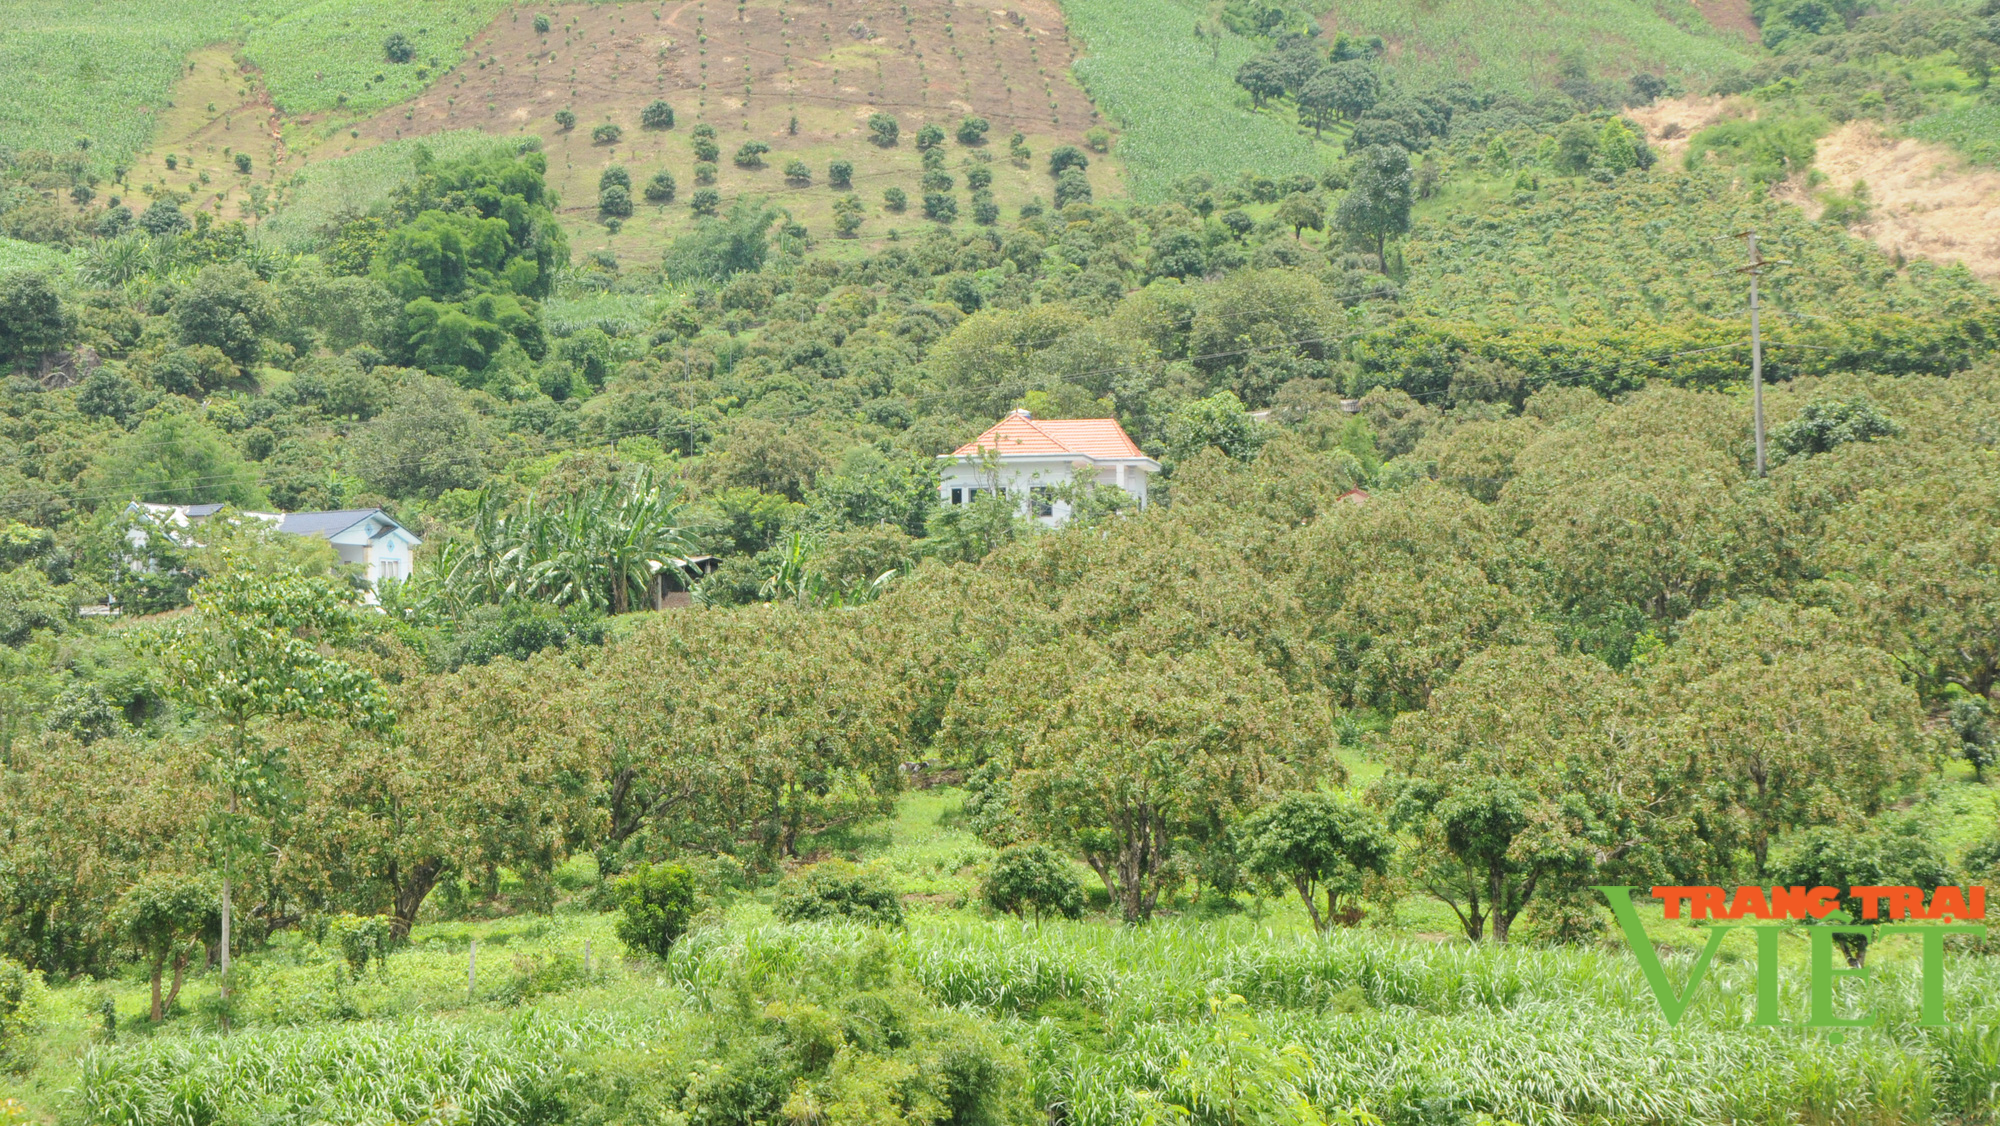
[1727,231,1786,478]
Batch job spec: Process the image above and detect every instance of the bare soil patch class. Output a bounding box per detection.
[1686,0,1759,44]
[1774,120,2000,282]
[1625,93,1740,158]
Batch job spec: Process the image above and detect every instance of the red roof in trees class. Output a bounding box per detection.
[950,411,1147,460]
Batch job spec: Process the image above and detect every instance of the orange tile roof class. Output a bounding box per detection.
[950,412,1147,460]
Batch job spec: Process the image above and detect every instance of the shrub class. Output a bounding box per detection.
[599,165,631,191]
[966,165,992,191]
[690,188,721,215]
[383,33,416,64]
[612,862,696,959]
[733,141,770,168]
[882,186,908,212]
[922,146,947,171]
[233,153,251,174]
[692,135,721,162]
[325,913,397,976]
[694,161,717,185]
[921,169,954,193]
[868,112,900,146]
[1054,168,1092,207]
[592,122,623,144]
[981,845,1086,920]
[0,957,44,1073]
[641,99,676,130]
[922,192,958,222]
[692,122,717,139]
[644,170,677,203]
[1008,132,1030,166]
[833,194,864,237]
[533,13,551,33]
[972,193,1000,225]
[783,158,811,186]
[1048,144,1089,176]
[956,116,990,145]
[774,861,904,927]
[828,159,853,188]
[139,200,189,236]
[1772,395,1900,460]
[1084,126,1111,153]
[598,183,633,218]
[554,108,576,131]
[915,123,946,150]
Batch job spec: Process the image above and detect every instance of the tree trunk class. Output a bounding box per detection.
[1295,876,1325,932]
[162,949,189,1018]
[389,858,443,939]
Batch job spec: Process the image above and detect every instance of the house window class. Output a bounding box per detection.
[1030,486,1055,518]
[950,487,964,505]
[379,560,402,582]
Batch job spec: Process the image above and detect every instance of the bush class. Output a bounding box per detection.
[0,958,42,1074]
[325,914,396,976]
[598,184,633,219]
[868,112,900,146]
[1048,144,1089,176]
[592,122,623,145]
[734,141,770,168]
[644,170,677,203]
[533,13,551,33]
[966,165,992,191]
[883,186,908,212]
[383,33,416,64]
[981,845,1086,920]
[692,135,721,163]
[693,161,717,185]
[1084,126,1111,153]
[828,159,853,189]
[833,195,864,237]
[783,158,811,186]
[774,861,904,927]
[233,153,251,174]
[554,108,576,131]
[915,123,947,150]
[956,116,990,145]
[641,100,676,130]
[921,169,954,193]
[690,188,721,215]
[612,862,696,959]
[972,193,1000,226]
[1054,168,1092,208]
[922,192,958,223]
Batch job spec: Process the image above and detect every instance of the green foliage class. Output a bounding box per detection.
[828,159,854,189]
[775,862,906,927]
[1240,793,1394,930]
[0,957,42,1074]
[0,270,69,370]
[733,140,771,168]
[89,410,266,508]
[611,862,696,959]
[592,122,623,144]
[1771,818,1953,964]
[1771,394,1899,459]
[982,845,1086,920]
[916,123,948,150]
[326,913,397,976]
[664,201,776,282]
[958,116,991,146]
[1685,115,1825,185]
[868,112,900,146]
[641,99,675,130]
[1163,391,1264,465]
[643,169,676,203]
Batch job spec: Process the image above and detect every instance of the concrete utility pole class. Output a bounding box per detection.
[1730,231,1785,478]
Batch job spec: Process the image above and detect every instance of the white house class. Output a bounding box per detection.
[125,502,422,591]
[936,411,1160,527]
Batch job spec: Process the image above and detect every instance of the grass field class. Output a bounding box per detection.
[254,129,522,249]
[1909,102,2000,169]
[1061,0,1331,199]
[0,0,501,174]
[1318,0,1756,95]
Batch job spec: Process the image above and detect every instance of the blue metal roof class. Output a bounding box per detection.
[276,509,406,539]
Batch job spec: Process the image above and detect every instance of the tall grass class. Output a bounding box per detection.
[0,237,67,275]
[1060,0,1327,199]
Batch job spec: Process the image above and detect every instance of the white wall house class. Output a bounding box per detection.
[125,503,422,593]
[937,411,1160,527]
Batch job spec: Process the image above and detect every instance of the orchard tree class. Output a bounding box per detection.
[1771,820,1952,966]
[1641,600,1926,874]
[612,863,695,959]
[1325,58,1382,120]
[1276,192,1324,239]
[152,567,392,1017]
[0,271,69,371]
[117,874,218,1021]
[1335,145,1413,267]
[1379,648,1664,943]
[1006,641,1327,922]
[1235,57,1287,108]
[981,844,1086,921]
[1240,792,1393,930]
